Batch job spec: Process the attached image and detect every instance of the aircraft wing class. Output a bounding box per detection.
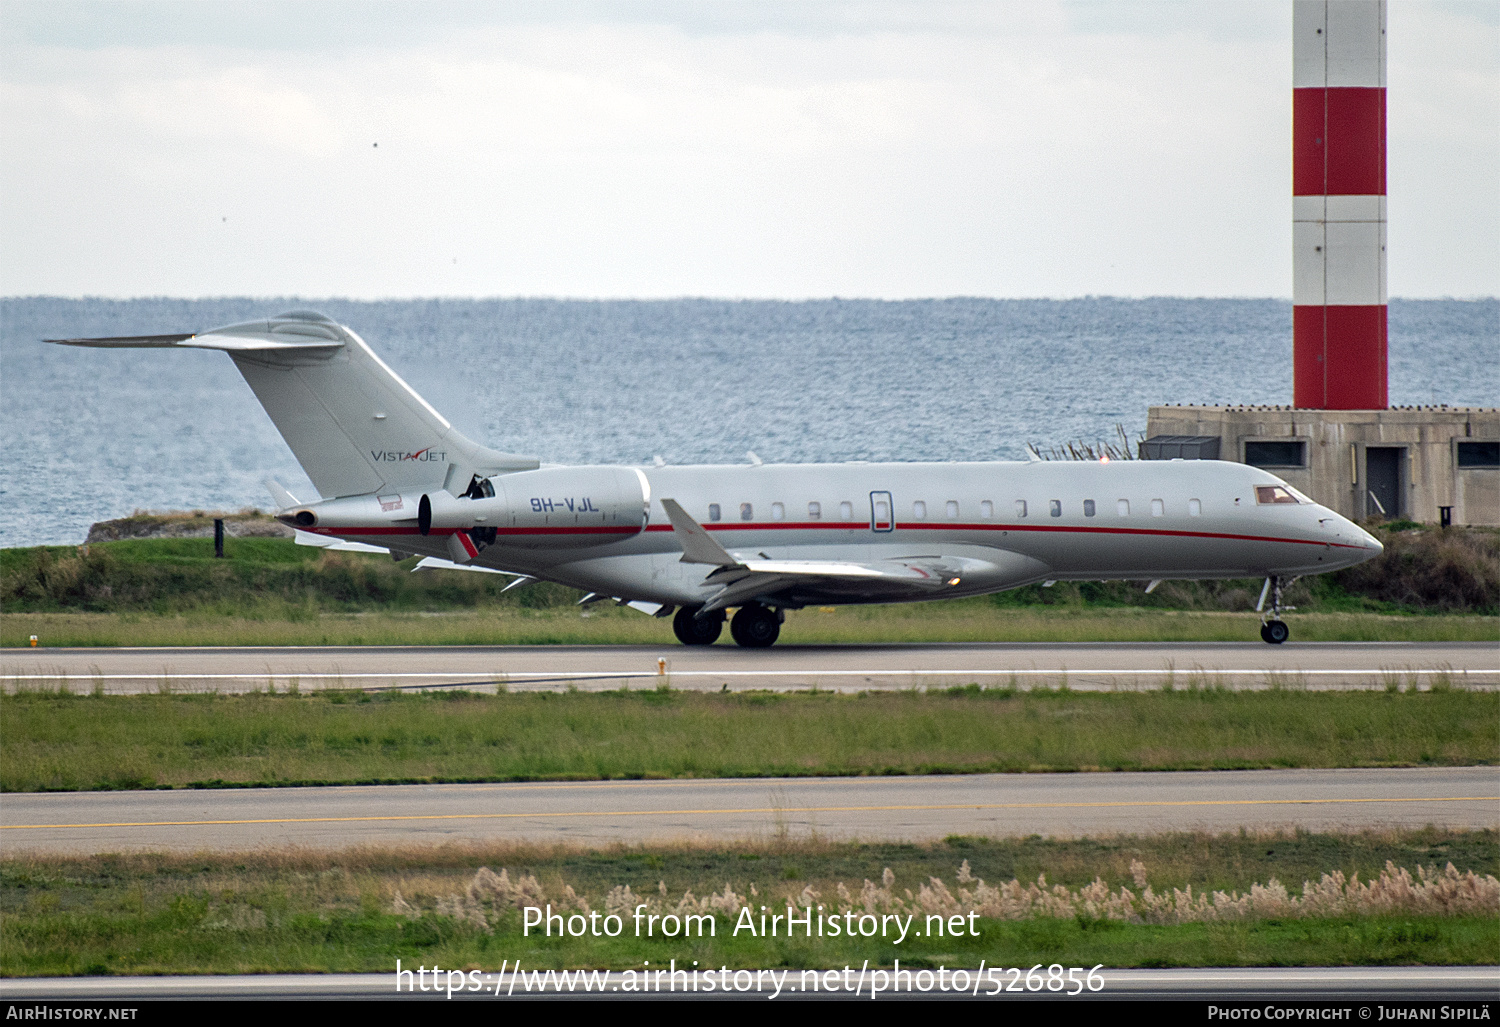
[659,498,968,611]
[294,529,391,554]
[412,556,524,577]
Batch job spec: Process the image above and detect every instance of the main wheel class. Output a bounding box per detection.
[673,606,723,645]
[1261,620,1290,645]
[730,604,780,648]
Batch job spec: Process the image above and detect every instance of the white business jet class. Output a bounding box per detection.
[52,310,1382,647]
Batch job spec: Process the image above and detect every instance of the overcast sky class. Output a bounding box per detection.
[1,0,1495,299]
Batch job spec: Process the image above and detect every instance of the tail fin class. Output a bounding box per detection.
[51,310,538,500]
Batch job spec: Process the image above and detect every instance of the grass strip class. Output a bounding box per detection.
[4,830,1494,974]
[1,688,1495,792]
[7,525,1497,618]
[5,607,1498,647]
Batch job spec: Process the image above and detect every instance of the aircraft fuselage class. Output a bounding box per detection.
[302,458,1380,609]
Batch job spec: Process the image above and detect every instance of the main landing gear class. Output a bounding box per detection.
[672,604,782,647]
[673,606,724,646]
[729,603,781,648]
[1257,575,1294,645]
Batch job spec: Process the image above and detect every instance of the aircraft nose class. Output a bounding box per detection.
[1323,515,1382,563]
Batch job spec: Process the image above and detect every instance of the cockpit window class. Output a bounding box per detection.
[1255,485,1299,505]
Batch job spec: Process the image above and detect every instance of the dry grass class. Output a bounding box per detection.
[4,830,1495,975]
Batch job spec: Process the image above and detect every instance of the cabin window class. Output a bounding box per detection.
[1188,498,1201,517]
[1151,499,1164,516]
[808,501,821,519]
[1083,500,1096,517]
[1015,500,1027,518]
[771,502,785,521]
[913,501,927,519]
[946,500,959,519]
[980,500,993,519]
[1255,485,1298,505]
[839,501,853,520]
[708,503,721,522]
[1049,499,1062,518]
[740,502,754,521]
[1117,499,1129,517]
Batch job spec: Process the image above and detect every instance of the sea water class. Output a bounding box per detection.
[2,296,1494,546]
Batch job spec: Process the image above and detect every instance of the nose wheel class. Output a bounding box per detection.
[1256,575,1296,645]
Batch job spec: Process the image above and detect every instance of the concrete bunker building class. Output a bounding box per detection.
[1143,0,1498,525]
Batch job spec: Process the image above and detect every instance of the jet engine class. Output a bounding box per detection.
[419,466,649,548]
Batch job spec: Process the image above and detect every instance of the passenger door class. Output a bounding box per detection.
[870,491,893,532]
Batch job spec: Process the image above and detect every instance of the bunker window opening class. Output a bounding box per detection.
[946,500,959,519]
[708,503,721,522]
[1255,485,1298,505]
[808,501,821,519]
[740,502,753,521]
[912,500,927,519]
[1049,499,1062,518]
[1457,441,1500,467]
[1117,499,1129,517]
[1083,499,1095,517]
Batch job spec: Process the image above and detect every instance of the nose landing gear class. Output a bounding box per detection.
[1260,620,1290,644]
[1256,575,1296,645]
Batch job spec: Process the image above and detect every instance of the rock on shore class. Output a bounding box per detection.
[85,511,293,543]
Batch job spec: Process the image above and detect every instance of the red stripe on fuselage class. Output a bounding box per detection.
[319,520,1359,550]
[648,520,1351,547]
[311,526,641,537]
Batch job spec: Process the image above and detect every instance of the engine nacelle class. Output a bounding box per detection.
[420,466,649,548]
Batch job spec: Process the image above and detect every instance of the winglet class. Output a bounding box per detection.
[264,478,299,511]
[660,498,739,566]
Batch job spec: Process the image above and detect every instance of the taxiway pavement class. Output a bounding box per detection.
[3,767,1495,853]
[4,641,1496,693]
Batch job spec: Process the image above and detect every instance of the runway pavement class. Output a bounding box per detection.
[3,967,1497,1001]
[4,641,1496,692]
[3,767,1495,852]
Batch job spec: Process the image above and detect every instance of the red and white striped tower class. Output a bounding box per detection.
[1293,0,1387,409]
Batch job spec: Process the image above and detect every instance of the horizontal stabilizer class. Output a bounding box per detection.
[48,332,342,352]
[49,310,539,500]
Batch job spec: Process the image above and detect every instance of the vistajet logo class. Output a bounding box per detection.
[371,448,447,463]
